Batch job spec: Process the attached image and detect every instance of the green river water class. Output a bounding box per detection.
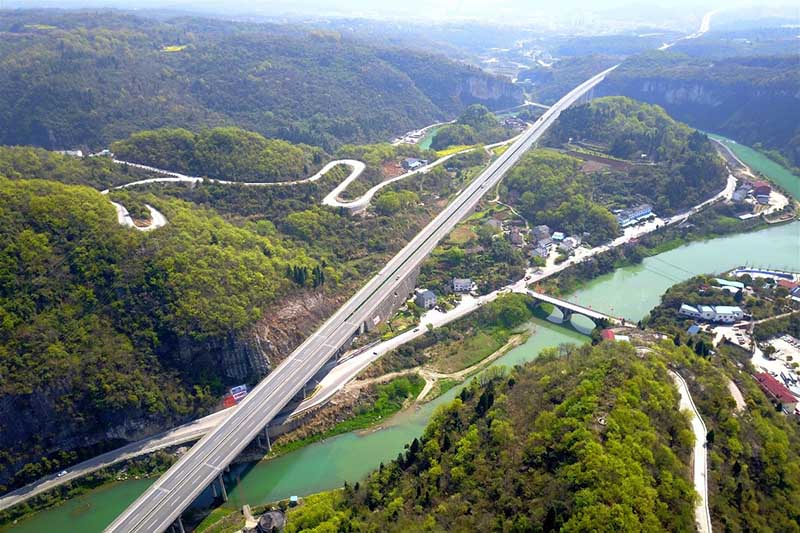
[4,135,799,532]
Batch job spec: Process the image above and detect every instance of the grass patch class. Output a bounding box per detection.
[161,45,187,52]
[493,144,510,156]
[24,24,57,30]
[267,375,424,458]
[194,507,238,532]
[448,225,477,245]
[427,378,460,401]
[435,144,478,158]
[430,329,509,374]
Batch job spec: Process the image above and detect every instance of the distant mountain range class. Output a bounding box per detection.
[0,10,522,152]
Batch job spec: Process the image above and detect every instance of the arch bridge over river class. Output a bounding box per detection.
[526,289,621,328]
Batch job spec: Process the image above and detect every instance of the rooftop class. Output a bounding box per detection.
[714,305,743,314]
[755,372,797,404]
[715,278,745,289]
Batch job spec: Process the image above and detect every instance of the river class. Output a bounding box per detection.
[4,135,799,532]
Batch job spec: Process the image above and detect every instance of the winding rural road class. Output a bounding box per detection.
[103,132,521,224]
[670,370,712,533]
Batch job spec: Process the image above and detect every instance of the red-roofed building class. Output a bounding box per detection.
[753,181,772,197]
[755,372,798,411]
[600,329,615,341]
[777,279,799,291]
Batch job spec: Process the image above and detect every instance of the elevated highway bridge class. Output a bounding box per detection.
[106,66,618,533]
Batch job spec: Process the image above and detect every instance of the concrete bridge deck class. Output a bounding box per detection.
[526,290,620,324]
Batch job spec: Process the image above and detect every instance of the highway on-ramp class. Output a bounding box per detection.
[105,65,617,533]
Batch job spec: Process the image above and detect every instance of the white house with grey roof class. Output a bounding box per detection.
[452,278,473,293]
[679,303,744,323]
[414,289,437,309]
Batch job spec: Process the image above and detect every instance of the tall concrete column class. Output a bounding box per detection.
[218,473,228,502]
[265,426,272,452]
[176,516,186,533]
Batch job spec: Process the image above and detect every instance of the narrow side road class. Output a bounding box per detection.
[670,370,712,533]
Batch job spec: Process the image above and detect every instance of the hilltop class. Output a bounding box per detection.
[0,10,522,152]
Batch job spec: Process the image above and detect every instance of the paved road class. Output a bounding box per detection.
[103,66,617,533]
[659,9,720,50]
[109,202,168,231]
[322,136,520,212]
[670,371,712,533]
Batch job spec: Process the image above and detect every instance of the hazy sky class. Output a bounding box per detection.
[5,0,797,28]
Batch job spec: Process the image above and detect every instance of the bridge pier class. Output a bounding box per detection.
[218,473,228,502]
[176,516,186,533]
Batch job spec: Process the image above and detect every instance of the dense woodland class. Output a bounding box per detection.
[430,104,514,151]
[0,138,485,490]
[110,127,324,182]
[0,11,521,152]
[284,341,699,531]
[546,96,727,214]
[0,173,335,489]
[502,149,621,244]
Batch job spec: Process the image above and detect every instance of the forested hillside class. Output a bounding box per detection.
[110,127,325,182]
[283,341,699,531]
[602,52,800,169]
[0,137,479,492]
[0,174,328,491]
[0,11,521,152]
[503,150,620,244]
[546,96,727,214]
[430,104,513,151]
[281,337,800,532]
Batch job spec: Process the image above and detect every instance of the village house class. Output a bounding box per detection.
[532,224,551,242]
[452,278,473,293]
[616,204,653,227]
[679,303,744,323]
[559,235,581,253]
[402,157,428,171]
[414,289,436,310]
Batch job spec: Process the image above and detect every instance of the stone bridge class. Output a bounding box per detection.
[526,289,621,327]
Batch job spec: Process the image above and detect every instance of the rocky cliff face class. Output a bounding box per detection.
[0,288,348,491]
[457,74,524,109]
[599,75,800,165]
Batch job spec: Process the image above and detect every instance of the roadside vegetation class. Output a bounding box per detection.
[0,451,176,526]
[644,291,800,530]
[110,127,325,183]
[430,104,515,151]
